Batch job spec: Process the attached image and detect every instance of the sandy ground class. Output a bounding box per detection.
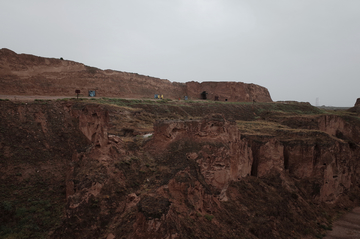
[324,207,360,239]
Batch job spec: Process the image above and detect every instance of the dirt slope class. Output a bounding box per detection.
[0,48,272,102]
[0,100,90,238]
[324,207,360,239]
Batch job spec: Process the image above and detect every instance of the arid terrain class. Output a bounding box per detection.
[1,50,360,239]
[0,48,272,103]
[0,97,360,239]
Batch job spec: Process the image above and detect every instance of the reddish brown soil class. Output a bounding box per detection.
[0,94,76,101]
[0,48,272,102]
[1,48,360,239]
[1,98,360,239]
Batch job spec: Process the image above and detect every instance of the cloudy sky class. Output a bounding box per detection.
[1,0,359,106]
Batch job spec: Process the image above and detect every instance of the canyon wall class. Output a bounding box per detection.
[148,115,360,204]
[1,100,360,238]
[0,48,272,102]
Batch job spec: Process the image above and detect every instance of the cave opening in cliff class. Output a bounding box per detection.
[201,91,207,100]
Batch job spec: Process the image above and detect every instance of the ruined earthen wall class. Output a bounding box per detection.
[185,81,272,102]
[355,98,360,107]
[0,48,272,102]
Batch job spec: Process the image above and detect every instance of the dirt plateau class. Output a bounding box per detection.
[0,48,272,102]
[1,99,360,239]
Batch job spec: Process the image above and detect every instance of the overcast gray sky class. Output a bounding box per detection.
[1,0,359,106]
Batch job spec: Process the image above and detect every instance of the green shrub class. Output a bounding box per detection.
[204,214,214,221]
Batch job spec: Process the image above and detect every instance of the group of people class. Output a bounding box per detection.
[154,94,164,99]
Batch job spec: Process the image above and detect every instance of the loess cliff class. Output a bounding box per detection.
[0,48,272,102]
[349,98,360,114]
[1,98,360,239]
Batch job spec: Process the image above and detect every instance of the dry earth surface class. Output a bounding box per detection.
[0,48,272,102]
[324,207,360,239]
[1,49,360,239]
[1,96,360,239]
[0,95,79,101]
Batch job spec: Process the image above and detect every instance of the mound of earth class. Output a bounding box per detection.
[0,48,272,102]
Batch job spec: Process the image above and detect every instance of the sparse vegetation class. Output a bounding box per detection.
[204,214,214,221]
[0,98,359,238]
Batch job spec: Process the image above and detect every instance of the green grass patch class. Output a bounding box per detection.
[204,214,214,221]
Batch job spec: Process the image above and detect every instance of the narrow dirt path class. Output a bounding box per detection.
[324,207,360,239]
[0,95,76,101]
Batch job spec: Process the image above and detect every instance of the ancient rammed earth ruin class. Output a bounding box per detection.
[0,48,272,102]
[1,49,360,239]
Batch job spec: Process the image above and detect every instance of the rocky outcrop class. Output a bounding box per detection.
[70,104,110,147]
[355,98,360,107]
[148,115,360,204]
[282,139,356,202]
[0,48,272,102]
[348,98,360,113]
[147,115,253,200]
[268,114,360,147]
[2,99,360,239]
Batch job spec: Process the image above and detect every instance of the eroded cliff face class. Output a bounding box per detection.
[265,113,360,148]
[57,106,360,239]
[2,100,360,239]
[146,115,253,201]
[70,104,109,147]
[245,113,360,204]
[355,98,360,107]
[0,101,91,239]
[148,115,360,204]
[349,98,360,113]
[0,48,272,102]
